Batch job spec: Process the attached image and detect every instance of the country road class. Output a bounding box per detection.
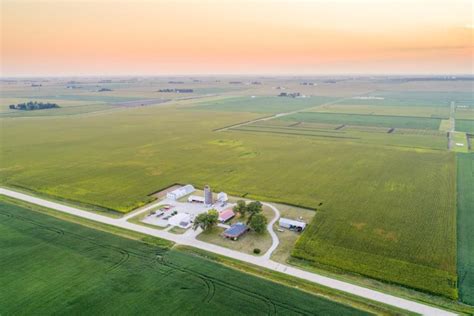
[0,187,456,316]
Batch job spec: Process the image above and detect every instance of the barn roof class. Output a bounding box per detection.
[224,222,248,237]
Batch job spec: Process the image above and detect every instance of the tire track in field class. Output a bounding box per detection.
[3,211,310,315]
[2,212,66,242]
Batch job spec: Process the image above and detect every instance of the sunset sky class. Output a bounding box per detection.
[1,0,473,76]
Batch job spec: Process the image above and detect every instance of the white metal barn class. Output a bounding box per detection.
[166,185,195,200]
[188,195,205,203]
[279,218,306,232]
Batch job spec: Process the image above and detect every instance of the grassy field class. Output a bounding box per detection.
[278,112,442,130]
[191,96,336,113]
[457,153,474,305]
[456,119,474,134]
[0,199,369,315]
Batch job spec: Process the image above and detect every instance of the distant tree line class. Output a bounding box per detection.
[9,101,59,111]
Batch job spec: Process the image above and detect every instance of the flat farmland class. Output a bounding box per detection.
[457,153,474,305]
[190,95,337,113]
[308,104,450,118]
[229,123,447,150]
[335,91,472,107]
[292,151,457,298]
[0,80,460,300]
[0,199,367,315]
[278,112,442,130]
[456,119,474,133]
[456,108,474,120]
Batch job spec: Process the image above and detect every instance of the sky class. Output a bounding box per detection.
[1,0,473,76]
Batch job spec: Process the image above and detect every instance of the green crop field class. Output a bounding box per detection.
[191,96,336,113]
[292,151,457,298]
[229,123,447,150]
[0,78,463,301]
[278,112,442,130]
[308,104,450,118]
[457,153,474,305]
[0,199,367,315]
[456,119,474,133]
[335,91,472,107]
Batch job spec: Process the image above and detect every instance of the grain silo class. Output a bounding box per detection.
[204,185,213,205]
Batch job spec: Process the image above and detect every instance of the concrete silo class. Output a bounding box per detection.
[204,185,213,205]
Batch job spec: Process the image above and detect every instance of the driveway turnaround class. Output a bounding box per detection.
[0,187,456,316]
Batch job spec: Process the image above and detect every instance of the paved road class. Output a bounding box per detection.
[448,101,456,150]
[0,187,456,316]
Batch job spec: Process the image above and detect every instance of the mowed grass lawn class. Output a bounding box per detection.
[0,200,367,315]
[279,112,442,130]
[456,153,474,305]
[0,104,457,298]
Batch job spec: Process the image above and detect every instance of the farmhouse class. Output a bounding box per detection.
[223,222,248,240]
[218,208,235,223]
[188,195,205,203]
[166,184,195,200]
[168,213,192,229]
[279,218,306,232]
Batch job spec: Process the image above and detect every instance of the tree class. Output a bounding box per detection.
[233,200,247,218]
[246,201,262,222]
[193,209,218,231]
[249,213,267,234]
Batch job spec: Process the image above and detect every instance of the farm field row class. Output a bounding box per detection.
[309,104,450,118]
[335,91,472,107]
[190,95,337,113]
[0,199,368,315]
[455,108,474,120]
[456,153,474,305]
[278,112,443,130]
[228,123,447,150]
[456,119,474,134]
[292,151,457,298]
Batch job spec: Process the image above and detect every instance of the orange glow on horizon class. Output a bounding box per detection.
[1,0,473,76]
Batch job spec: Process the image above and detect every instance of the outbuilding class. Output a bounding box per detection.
[166,184,195,200]
[223,222,248,240]
[279,218,306,232]
[217,192,228,203]
[168,213,192,229]
[188,195,205,203]
[218,209,235,223]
